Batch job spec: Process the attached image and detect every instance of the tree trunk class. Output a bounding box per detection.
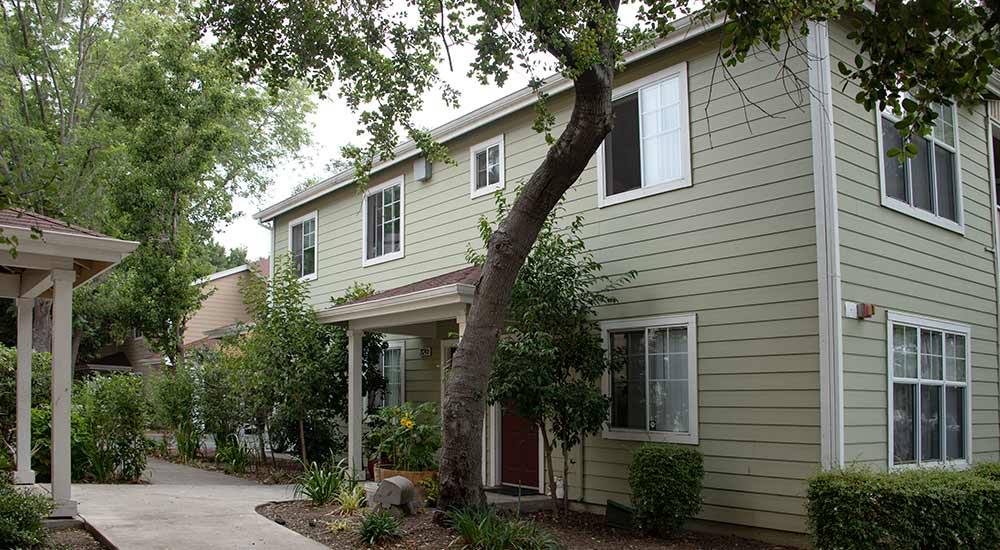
[561,443,570,515]
[298,417,308,464]
[32,300,51,352]
[438,61,615,509]
[541,425,559,514]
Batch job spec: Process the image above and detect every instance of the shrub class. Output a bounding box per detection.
[420,474,439,508]
[147,364,201,459]
[0,346,51,457]
[336,484,366,515]
[30,406,91,482]
[627,443,703,536]
[294,459,344,505]
[364,402,441,471]
[215,436,255,475]
[807,467,1000,549]
[357,509,402,546]
[972,461,1000,483]
[76,373,149,482]
[0,480,53,548]
[448,507,562,550]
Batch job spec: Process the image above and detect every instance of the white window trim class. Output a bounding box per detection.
[600,313,698,445]
[287,210,318,282]
[886,310,973,470]
[361,175,405,267]
[596,61,692,209]
[875,104,965,234]
[381,340,406,407]
[469,134,505,199]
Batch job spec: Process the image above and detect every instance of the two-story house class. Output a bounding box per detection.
[252,16,1000,543]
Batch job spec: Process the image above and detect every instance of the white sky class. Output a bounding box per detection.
[215,52,533,259]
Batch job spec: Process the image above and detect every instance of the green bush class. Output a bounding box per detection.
[627,443,703,536]
[294,459,345,505]
[364,402,441,471]
[147,364,201,459]
[0,345,51,454]
[358,509,402,546]
[807,467,1000,549]
[77,374,149,482]
[0,480,53,549]
[972,461,1000,483]
[448,508,562,550]
[30,406,91,482]
[215,436,255,474]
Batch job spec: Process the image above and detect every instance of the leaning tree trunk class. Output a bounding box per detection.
[438,63,615,509]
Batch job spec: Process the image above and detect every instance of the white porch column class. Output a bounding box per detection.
[347,328,364,481]
[50,270,77,517]
[13,297,34,485]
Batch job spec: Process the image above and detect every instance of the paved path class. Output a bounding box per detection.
[74,458,326,550]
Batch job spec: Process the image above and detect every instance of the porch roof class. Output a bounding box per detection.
[319,266,479,328]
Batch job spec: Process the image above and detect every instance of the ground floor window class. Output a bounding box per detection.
[600,313,698,444]
[888,312,971,467]
[381,342,404,408]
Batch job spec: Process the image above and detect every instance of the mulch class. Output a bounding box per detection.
[46,527,107,550]
[257,500,796,550]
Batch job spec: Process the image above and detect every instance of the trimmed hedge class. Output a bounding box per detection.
[627,443,703,536]
[807,467,1000,549]
[972,461,1000,483]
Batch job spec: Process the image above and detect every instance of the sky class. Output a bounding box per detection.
[214,49,534,260]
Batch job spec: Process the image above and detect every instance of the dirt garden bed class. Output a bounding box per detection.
[257,500,795,550]
[46,527,108,550]
[156,451,302,484]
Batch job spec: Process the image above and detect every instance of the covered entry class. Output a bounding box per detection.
[1,209,137,516]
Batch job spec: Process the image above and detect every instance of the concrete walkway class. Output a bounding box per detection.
[74,458,326,550]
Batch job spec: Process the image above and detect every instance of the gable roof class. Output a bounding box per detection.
[0,208,108,238]
[253,14,724,223]
[343,266,481,306]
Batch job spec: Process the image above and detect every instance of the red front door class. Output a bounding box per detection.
[500,403,539,488]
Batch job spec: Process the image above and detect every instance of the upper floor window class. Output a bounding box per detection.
[289,212,317,280]
[381,342,404,408]
[888,312,970,468]
[878,103,963,232]
[363,176,404,267]
[598,62,691,208]
[470,135,505,198]
[601,313,698,445]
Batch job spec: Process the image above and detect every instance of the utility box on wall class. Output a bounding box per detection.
[413,157,432,181]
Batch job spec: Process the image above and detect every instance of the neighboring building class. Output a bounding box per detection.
[252,16,1000,543]
[80,259,268,376]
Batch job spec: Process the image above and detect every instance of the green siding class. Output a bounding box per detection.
[269,31,845,534]
[830,21,1000,468]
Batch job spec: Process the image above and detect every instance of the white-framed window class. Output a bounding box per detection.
[597,62,691,208]
[600,313,698,444]
[288,211,317,281]
[887,311,971,469]
[362,176,404,267]
[381,341,405,408]
[877,102,963,232]
[469,135,505,198]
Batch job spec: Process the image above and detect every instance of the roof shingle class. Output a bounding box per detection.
[0,208,109,238]
[346,266,480,305]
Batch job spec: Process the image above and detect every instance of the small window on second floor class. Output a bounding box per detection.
[879,102,962,231]
[470,135,504,198]
[363,176,404,266]
[598,62,691,208]
[289,212,317,280]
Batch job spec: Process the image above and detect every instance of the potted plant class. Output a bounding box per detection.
[365,402,441,486]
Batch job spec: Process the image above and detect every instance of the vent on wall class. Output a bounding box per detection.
[413,157,432,182]
[990,100,1000,125]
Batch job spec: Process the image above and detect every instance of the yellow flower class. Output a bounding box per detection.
[400,418,415,431]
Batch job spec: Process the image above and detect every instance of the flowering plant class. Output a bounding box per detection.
[364,402,441,471]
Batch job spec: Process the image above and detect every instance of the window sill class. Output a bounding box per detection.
[881,196,965,235]
[471,183,504,199]
[890,459,970,471]
[362,251,404,268]
[602,428,698,445]
[597,179,692,208]
[297,273,318,283]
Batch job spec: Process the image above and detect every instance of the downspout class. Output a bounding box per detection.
[807,20,845,469]
[985,104,1000,461]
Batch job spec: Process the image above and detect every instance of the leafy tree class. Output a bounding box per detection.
[193,243,251,273]
[470,194,633,513]
[204,0,1000,506]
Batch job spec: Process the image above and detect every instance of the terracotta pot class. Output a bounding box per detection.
[373,466,436,488]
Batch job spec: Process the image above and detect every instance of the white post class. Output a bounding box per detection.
[14,297,34,485]
[50,270,77,517]
[347,328,364,481]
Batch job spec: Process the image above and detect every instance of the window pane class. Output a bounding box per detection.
[303,247,315,277]
[648,327,688,432]
[882,118,907,202]
[366,193,382,258]
[911,136,933,212]
[893,325,918,378]
[610,330,645,430]
[383,348,402,408]
[475,150,487,189]
[920,384,941,462]
[893,383,916,464]
[945,334,966,382]
[935,146,957,221]
[605,94,641,197]
[649,380,688,433]
[933,103,955,148]
[640,78,683,187]
[291,223,304,276]
[946,386,965,460]
[920,329,942,380]
[487,144,500,186]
